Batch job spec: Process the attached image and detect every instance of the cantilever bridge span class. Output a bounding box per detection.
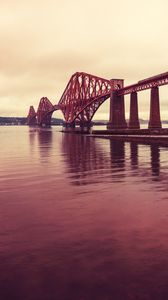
[27,71,168,129]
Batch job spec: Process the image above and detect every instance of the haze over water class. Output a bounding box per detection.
[0,126,168,300]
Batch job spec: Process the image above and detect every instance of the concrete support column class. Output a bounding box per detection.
[79,110,92,132]
[129,92,140,129]
[107,91,127,129]
[80,121,92,133]
[63,122,75,128]
[148,86,162,129]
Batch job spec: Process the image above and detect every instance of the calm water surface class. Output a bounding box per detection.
[0,126,168,300]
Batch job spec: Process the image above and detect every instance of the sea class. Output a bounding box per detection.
[0,125,168,300]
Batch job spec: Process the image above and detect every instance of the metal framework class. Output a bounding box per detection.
[36,97,56,126]
[27,71,168,128]
[58,72,111,124]
[118,72,168,96]
[27,106,37,125]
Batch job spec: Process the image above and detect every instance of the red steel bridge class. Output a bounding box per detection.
[27,71,168,129]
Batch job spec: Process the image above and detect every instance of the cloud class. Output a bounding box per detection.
[0,0,168,118]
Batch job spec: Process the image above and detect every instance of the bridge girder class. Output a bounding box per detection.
[58,72,112,124]
[37,97,56,126]
[118,72,168,96]
[27,106,37,125]
[27,71,168,128]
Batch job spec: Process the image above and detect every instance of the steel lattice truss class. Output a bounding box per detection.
[37,97,55,126]
[118,72,168,96]
[27,71,168,127]
[27,106,37,125]
[58,72,111,123]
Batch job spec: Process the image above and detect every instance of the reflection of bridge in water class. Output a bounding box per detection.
[61,133,168,188]
[28,128,168,189]
[29,128,53,163]
[61,134,110,185]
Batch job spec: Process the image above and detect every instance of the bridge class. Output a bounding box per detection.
[27,71,168,130]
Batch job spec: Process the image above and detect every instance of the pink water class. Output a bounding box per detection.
[0,126,168,300]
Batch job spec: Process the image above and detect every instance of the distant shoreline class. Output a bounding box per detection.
[0,116,168,126]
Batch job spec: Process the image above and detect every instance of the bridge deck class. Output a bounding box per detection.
[118,72,168,95]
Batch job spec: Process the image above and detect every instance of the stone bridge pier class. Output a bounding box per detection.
[108,79,162,131]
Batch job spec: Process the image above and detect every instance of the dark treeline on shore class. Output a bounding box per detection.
[0,117,108,126]
[0,117,64,126]
[0,117,168,126]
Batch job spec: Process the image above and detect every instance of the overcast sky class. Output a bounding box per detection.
[0,0,168,120]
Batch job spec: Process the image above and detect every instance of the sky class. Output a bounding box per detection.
[0,0,168,120]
